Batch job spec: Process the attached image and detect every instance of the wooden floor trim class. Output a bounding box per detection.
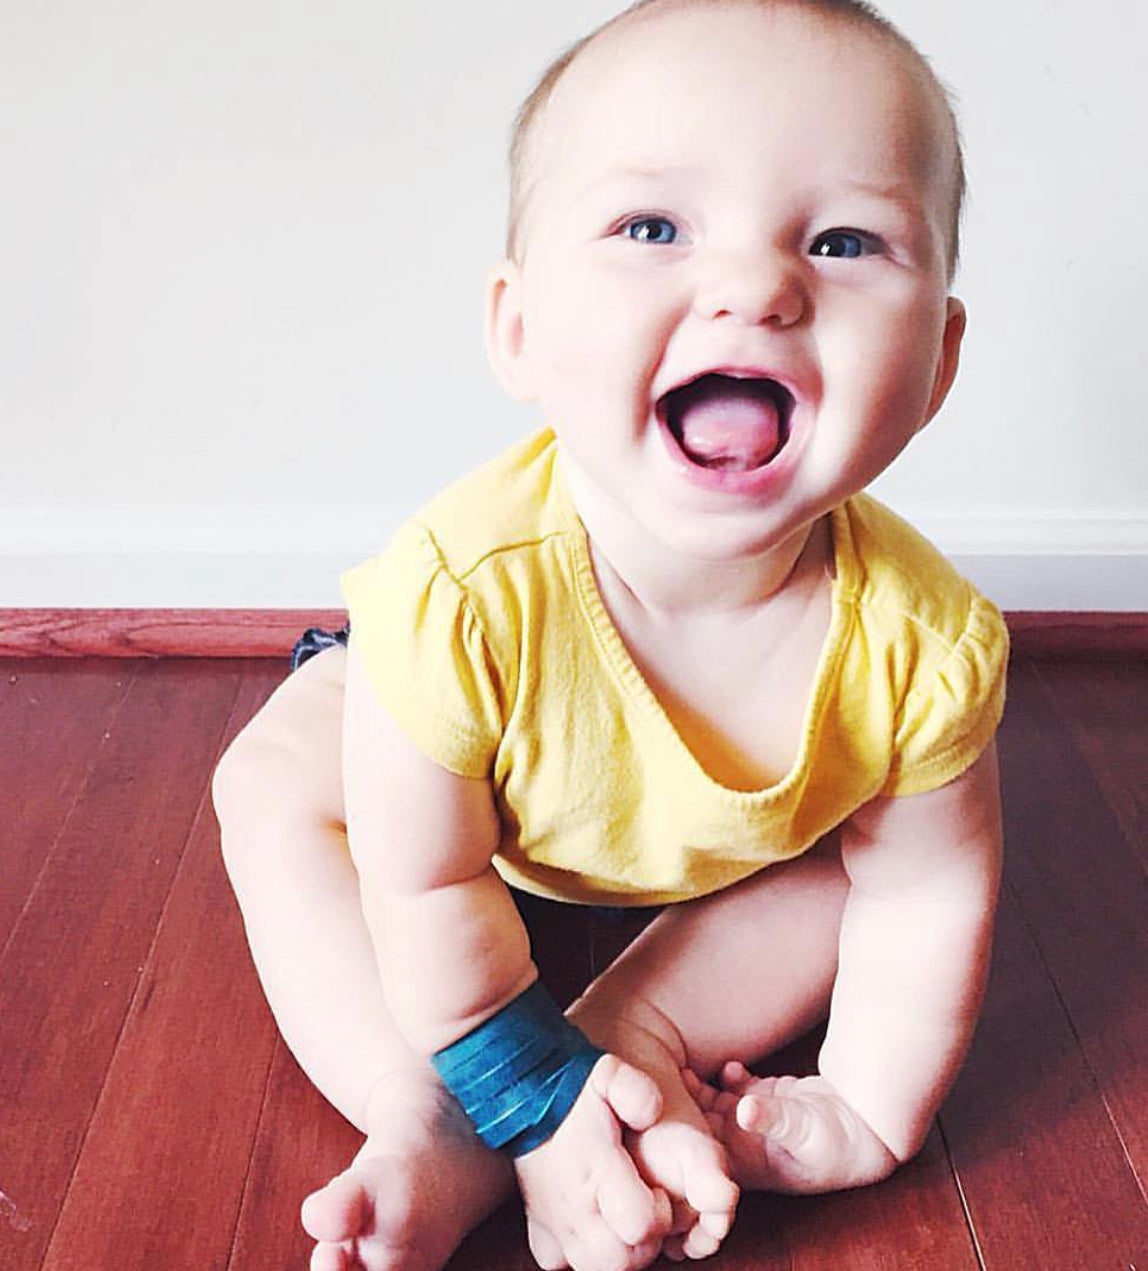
[2,607,1147,659]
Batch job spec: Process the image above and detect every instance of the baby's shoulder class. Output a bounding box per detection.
[840,494,986,652]
[410,427,570,581]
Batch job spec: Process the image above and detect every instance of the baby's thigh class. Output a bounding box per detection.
[214,645,347,826]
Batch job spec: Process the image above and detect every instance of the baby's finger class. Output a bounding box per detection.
[712,1089,740,1118]
[719,1060,755,1093]
[679,1221,723,1261]
[590,1053,663,1132]
[527,1215,568,1270]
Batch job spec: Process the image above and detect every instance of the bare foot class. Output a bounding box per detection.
[301,1070,514,1271]
[683,1063,897,1195]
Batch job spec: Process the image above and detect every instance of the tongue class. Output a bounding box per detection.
[673,379,782,471]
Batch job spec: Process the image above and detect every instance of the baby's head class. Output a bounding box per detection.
[507,0,964,279]
[485,0,971,565]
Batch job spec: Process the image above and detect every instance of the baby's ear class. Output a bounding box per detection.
[484,260,537,402]
[920,297,967,430]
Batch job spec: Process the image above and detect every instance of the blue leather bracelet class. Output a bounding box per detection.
[431,981,604,1157]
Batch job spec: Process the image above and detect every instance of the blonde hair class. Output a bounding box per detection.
[505,0,966,277]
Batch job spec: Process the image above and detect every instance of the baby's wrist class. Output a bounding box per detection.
[431,979,604,1157]
[813,1067,918,1165]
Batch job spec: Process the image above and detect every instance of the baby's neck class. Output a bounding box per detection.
[561,456,830,618]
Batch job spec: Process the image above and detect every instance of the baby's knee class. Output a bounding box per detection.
[212,723,301,841]
[213,658,346,835]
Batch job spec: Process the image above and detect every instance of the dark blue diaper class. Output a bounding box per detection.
[289,622,350,672]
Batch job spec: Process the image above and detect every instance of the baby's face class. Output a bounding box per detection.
[489,1,965,565]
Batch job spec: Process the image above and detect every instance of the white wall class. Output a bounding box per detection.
[2,0,1145,609]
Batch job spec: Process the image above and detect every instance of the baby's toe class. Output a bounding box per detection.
[680,1223,723,1260]
[526,1217,566,1271]
[683,1144,739,1225]
[309,1240,352,1271]
[302,1174,369,1244]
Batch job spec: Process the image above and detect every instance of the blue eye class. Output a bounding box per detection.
[622,216,678,245]
[810,230,871,259]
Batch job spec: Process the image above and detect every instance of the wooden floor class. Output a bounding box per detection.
[2,651,1146,1271]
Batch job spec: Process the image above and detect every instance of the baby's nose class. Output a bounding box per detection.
[692,249,806,328]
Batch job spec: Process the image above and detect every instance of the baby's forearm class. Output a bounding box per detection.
[362,865,537,1056]
[818,885,996,1160]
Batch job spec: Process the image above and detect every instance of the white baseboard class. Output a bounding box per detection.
[1,509,1146,611]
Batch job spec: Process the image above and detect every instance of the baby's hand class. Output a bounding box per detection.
[514,1053,673,1271]
[684,1063,898,1195]
[570,1007,739,1263]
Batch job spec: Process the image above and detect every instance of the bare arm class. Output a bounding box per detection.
[341,635,535,1055]
[819,740,1004,1161]
[343,636,681,1265]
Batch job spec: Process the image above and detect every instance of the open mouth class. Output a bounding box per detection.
[657,373,794,472]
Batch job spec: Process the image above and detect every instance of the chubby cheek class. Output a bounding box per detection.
[854,292,947,411]
[814,304,948,482]
[521,262,668,432]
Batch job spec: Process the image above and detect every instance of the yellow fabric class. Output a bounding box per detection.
[341,428,1009,906]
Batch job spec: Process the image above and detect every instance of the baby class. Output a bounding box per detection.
[212,2,1008,1269]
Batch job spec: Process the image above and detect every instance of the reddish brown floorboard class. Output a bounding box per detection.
[2,652,1146,1271]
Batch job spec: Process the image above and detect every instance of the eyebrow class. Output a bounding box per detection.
[572,163,704,199]
[840,179,929,216]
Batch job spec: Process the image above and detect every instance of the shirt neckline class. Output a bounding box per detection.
[551,448,858,804]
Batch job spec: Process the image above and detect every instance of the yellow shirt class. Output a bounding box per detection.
[341,428,1008,906]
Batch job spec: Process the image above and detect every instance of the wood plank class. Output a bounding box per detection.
[938,659,1148,1267]
[2,608,1147,658]
[1004,612,1148,659]
[777,1127,978,1270]
[227,1041,363,1271]
[1031,657,1148,871]
[0,609,345,658]
[1000,659,1148,1189]
[40,669,285,1271]
[941,886,1148,1267]
[0,660,243,1271]
[0,659,136,952]
[738,1125,976,1271]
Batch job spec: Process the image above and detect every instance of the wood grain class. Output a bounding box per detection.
[0,661,242,1271]
[38,670,284,1271]
[2,607,1147,658]
[0,609,346,658]
[2,653,1145,1270]
[998,659,1148,1191]
[1031,657,1148,871]
[938,658,1148,1267]
[0,660,136,951]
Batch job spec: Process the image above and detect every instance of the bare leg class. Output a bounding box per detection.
[212,647,512,1271]
[573,837,847,1079]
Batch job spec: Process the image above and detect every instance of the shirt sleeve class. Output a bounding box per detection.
[339,519,505,779]
[881,590,1009,798]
